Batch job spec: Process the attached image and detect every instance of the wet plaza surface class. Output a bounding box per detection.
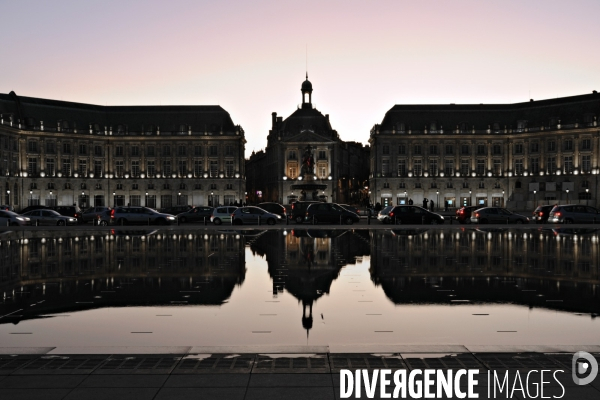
[0,227,599,399]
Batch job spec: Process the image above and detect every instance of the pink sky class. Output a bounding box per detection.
[3,0,600,156]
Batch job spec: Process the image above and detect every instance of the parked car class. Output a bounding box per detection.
[51,205,84,224]
[110,207,177,225]
[19,205,50,214]
[159,205,192,215]
[210,206,238,225]
[455,206,480,224]
[304,203,361,225]
[532,205,554,224]
[289,201,321,223]
[470,207,529,224]
[96,210,112,226]
[257,202,286,219]
[0,210,30,226]
[22,209,77,226]
[231,206,281,225]
[388,206,445,225]
[377,205,394,224]
[82,206,111,223]
[0,205,14,212]
[548,205,600,224]
[177,206,214,223]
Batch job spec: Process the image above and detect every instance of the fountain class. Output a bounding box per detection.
[291,145,327,201]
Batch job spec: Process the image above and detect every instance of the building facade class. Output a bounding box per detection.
[246,76,370,205]
[370,92,600,210]
[0,91,246,210]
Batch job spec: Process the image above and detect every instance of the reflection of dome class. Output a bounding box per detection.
[302,78,312,92]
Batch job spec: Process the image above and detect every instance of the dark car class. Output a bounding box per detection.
[470,207,529,224]
[455,206,480,224]
[548,204,600,224]
[177,206,214,223]
[338,204,361,216]
[82,206,111,223]
[388,206,445,225]
[257,202,286,219]
[52,205,84,224]
[532,205,554,224]
[304,203,361,225]
[159,205,192,215]
[289,201,321,224]
[19,205,50,214]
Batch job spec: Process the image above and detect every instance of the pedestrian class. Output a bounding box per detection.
[408,198,413,205]
[430,200,435,211]
[422,198,428,209]
[444,200,449,212]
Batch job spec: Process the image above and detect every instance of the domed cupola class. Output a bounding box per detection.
[301,73,313,108]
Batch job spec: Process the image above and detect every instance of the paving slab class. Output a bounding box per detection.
[0,374,86,388]
[0,388,72,400]
[79,374,169,388]
[154,387,246,400]
[63,387,159,400]
[245,387,335,400]
[164,374,250,387]
[249,373,333,387]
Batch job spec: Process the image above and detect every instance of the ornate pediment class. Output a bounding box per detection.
[283,129,333,143]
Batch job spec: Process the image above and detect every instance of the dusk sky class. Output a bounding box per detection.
[3,0,600,156]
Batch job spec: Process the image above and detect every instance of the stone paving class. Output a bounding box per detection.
[0,351,598,399]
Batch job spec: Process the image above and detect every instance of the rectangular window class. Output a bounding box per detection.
[131,146,140,157]
[515,159,524,175]
[288,165,297,179]
[194,145,203,157]
[531,158,539,174]
[397,160,406,176]
[515,143,523,154]
[564,140,573,151]
[444,159,454,176]
[194,160,203,177]
[445,144,453,155]
[414,145,422,155]
[493,143,502,155]
[582,155,592,173]
[288,150,297,160]
[476,160,485,176]
[318,164,327,179]
[225,160,234,177]
[146,146,155,157]
[28,158,37,176]
[46,158,55,176]
[132,160,140,177]
[161,195,172,208]
[225,145,234,156]
[46,141,55,154]
[130,195,141,207]
[94,161,102,177]
[78,159,87,176]
[147,161,155,177]
[429,159,438,176]
[460,159,469,176]
[163,160,171,176]
[547,140,556,152]
[63,143,72,154]
[163,145,171,156]
[564,156,573,173]
[210,160,218,177]
[209,145,218,156]
[79,143,87,155]
[116,145,124,157]
[429,145,438,155]
[493,160,502,176]
[546,157,557,174]
[382,160,389,176]
[530,142,539,153]
[383,145,390,155]
[146,195,156,209]
[461,144,469,155]
[413,159,422,177]
[62,159,71,176]
[28,141,38,153]
[398,144,406,155]
[477,144,486,155]
[116,161,124,177]
[581,139,591,151]
[178,160,187,176]
[318,150,327,160]
[94,145,103,156]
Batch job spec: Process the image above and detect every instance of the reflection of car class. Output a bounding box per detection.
[456,206,479,224]
[551,228,599,236]
[390,228,429,236]
[388,206,445,225]
[304,203,361,225]
[110,207,176,225]
[548,205,600,224]
[177,206,214,223]
[257,202,286,219]
[289,201,320,224]
[0,210,30,226]
[82,206,111,223]
[52,205,84,224]
[210,207,238,225]
[532,205,554,224]
[232,207,280,225]
[22,209,77,226]
[377,206,394,223]
[470,207,529,224]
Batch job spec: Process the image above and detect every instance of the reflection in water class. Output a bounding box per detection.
[0,228,598,347]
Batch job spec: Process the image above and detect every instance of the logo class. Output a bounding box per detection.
[572,351,598,386]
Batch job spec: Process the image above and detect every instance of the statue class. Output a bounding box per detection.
[301,145,315,176]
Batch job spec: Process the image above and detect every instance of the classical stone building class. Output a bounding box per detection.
[0,91,246,210]
[246,76,370,205]
[370,92,600,210]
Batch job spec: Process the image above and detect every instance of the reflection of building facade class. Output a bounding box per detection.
[370,229,600,313]
[0,231,246,322]
[250,229,370,334]
[0,91,246,210]
[369,93,600,209]
[246,77,370,205]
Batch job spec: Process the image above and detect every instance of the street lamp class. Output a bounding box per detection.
[502,190,505,208]
[112,192,116,207]
[533,190,537,209]
[404,190,407,205]
[586,188,589,206]
[566,189,569,204]
[469,190,472,207]
[145,192,149,207]
[436,190,439,211]
[29,190,32,206]
[178,191,181,206]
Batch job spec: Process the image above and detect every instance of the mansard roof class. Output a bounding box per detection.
[279,107,334,138]
[379,92,600,132]
[0,91,239,134]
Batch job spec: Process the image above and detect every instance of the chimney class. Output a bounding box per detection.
[272,112,277,128]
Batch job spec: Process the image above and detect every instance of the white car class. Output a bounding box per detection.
[210,206,238,225]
